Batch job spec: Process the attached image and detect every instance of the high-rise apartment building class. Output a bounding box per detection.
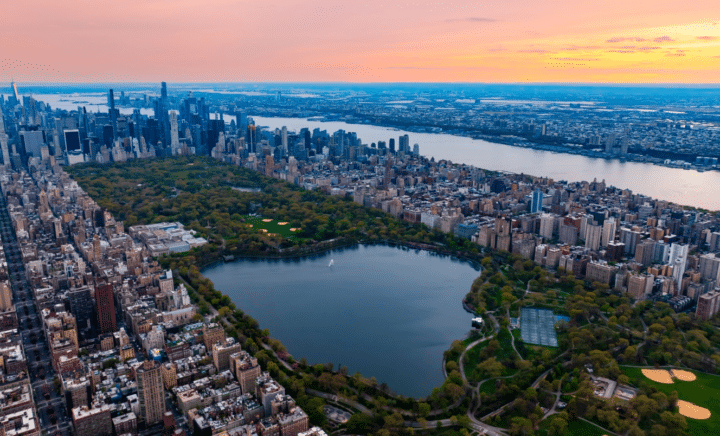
[669,243,689,292]
[559,224,578,246]
[601,217,616,247]
[539,214,555,240]
[212,338,242,371]
[585,224,602,252]
[606,241,625,262]
[698,253,720,281]
[634,240,656,266]
[232,351,262,394]
[627,273,655,300]
[67,287,94,334]
[96,284,117,334]
[0,281,11,311]
[696,291,720,320]
[585,261,618,286]
[137,360,165,426]
[620,227,641,255]
[92,235,102,261]
[202,323,225,352]
[72,404,113,436]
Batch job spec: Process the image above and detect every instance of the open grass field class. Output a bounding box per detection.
[244,216,298,238]
[535,416,607,436]
[623,366,720,434]
[462,328,520,382]
[477,379,496,395]
[566,419,609,436]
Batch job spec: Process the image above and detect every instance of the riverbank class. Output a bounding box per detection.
[251,111,719,173]
[250,115,720,211]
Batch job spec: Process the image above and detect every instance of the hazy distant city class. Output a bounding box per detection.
[11,83,720,170]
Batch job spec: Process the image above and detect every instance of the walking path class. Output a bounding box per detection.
[459,336,490,384]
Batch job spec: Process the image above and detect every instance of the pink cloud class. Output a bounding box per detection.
[653,36,674,43]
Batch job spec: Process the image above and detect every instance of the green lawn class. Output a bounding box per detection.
[566,419,609,436]
[536,416,607,436]
[245,216,298,238]
[463,328,520,382]
[495,328,516,362]
[623,366,720,435]
[477,379,496,395]
[462,341,490,381]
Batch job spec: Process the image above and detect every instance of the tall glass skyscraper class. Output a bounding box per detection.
[531,188,543,213]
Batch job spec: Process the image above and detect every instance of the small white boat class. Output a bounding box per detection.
[328,259,334,267]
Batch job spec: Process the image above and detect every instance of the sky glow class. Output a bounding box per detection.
[1,0,718,83]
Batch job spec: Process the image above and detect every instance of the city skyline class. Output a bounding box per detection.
[1,0,719,83]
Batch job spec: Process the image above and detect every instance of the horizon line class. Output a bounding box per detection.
[4,81,720,88]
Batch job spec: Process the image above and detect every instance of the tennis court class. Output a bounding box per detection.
[520,307,558,347]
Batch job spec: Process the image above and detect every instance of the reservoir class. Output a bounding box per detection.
[203,244,481,399]
[248,115,720,211]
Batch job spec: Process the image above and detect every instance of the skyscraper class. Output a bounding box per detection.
[0,106,11,166]
[108,89,117,139]
[137,360,165,426]
[67,287,94,334]
[133,109,142,141]
[399,134,410,153]
[11,81,19,102]
[64,129,82,152]
[169,111,179,155]
[96,283,117,334]
[604,133,616,153]
[236,111,248,133]
[531,188,543,213]
[669,243,688,292]
[158,82,169,147]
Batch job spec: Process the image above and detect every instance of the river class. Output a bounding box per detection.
[245,115,720,211]
[203,244,481,399]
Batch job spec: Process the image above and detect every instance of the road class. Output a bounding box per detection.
[0,190,72,436]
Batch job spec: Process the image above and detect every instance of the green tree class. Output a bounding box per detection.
[417,402,431,418]
[546,417,568,436]
[346,413,374,435]
[476,357,504,379]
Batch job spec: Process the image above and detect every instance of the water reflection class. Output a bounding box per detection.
[203,244,481,398]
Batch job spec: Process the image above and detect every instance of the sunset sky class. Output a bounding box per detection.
[1,0,719,83]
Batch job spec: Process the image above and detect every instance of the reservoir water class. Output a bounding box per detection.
[203,244,481,398]
[247,115,720,211]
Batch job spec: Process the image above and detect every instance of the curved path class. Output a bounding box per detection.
[506,308,524,362]
[541,377,564,420]
[306,388,375,416]
[459,336,490,384]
